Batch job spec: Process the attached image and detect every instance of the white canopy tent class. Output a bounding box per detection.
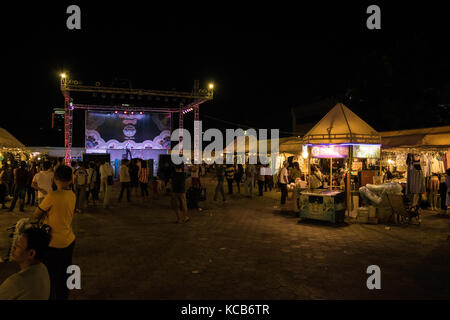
[0,128,26,150]
[302,103,381,145]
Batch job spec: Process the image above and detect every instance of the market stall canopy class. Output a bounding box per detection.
[223,137,297,154]
[302,103,381,145]
[0,127,26,149]
[380,126,450,148]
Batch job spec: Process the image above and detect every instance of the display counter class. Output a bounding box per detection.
[296,189,346,224]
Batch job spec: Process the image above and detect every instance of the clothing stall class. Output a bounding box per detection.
[297,103,382,223]
[380,126,450,210]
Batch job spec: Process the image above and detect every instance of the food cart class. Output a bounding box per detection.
[296,103,382,223]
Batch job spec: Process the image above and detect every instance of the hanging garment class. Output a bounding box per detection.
[406,164,425,194]
[446,175,450,207]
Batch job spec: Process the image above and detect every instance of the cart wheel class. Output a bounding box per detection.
[397,214,407,225]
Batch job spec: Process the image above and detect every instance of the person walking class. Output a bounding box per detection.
[9,161,29,212]
[99,159,114,208]
[73,162,88,213]
[168,164,190,223]
[34,165,76,300]
[213,164,226,202]
[279,161,289,205]
[244,164,256,198]
[118,159,131,202]
[32,161,54,206]
[234,164,244,194]
[138,161,150,201]
[225,164,235,195]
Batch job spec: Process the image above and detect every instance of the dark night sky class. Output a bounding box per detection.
[2,2,450,147]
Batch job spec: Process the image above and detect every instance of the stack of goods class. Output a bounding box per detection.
[359,182,403,223]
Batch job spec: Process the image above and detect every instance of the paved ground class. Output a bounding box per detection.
[1,175,450,300]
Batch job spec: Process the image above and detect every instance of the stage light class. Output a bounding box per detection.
[124,111,127,114]
[131,112,134,115]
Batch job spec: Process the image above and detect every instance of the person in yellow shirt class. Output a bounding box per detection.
[33,165,76,300]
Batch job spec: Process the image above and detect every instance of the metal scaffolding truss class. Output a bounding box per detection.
[60,75,213,164]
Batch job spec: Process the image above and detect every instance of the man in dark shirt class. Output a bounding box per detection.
[214,164,226,202]
[9,161,29,212]
[169,164,190,224]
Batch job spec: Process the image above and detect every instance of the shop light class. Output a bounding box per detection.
[302,145,309,159]
[124,111,127,114]
[114,111,118,114]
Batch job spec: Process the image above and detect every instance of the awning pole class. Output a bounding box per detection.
[330,157,332,190]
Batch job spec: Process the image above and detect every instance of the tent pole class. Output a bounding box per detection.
[330,157,332,190]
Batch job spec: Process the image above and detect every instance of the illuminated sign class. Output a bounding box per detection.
[311,145,348,158]
[352,145,380,159]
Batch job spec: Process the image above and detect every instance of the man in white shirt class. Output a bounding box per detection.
[32,161,54,205]
[99,160,114,208]
[279,161,289,205]
[0,227,51,300]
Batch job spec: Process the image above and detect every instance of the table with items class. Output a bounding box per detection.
[296,189,346,223]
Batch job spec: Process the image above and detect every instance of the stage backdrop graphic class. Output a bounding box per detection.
[85,111,171,150]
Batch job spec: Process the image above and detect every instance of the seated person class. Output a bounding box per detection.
[0,227,51,300]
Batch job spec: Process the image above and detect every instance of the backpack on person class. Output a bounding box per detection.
[74,168,88,186]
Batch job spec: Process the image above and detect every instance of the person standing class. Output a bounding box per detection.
[9,161,29,212]
[234,164,244,194]
[190,164,201,188]
[0,168,7,209]
[225,164,235,195]
[26,162,37,207]
[256,164,265,196]
[169,164,190,223]
[244,164,256,198]
[118,159,131,202]
[73,162,88,213]
[129,159,140,197]
[279,161,289,205]
[33,165,76,300]
[3,163,14,197]
[86,162,97,207]
[138,161,150,201]
[213,164,226,202]
[99,160,114,208]
[32,161,54,206]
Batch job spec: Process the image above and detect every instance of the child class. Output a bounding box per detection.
[33,165,76,300]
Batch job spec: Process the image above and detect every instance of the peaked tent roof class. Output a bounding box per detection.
[0,128,26,149]
[302,103,381,145]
